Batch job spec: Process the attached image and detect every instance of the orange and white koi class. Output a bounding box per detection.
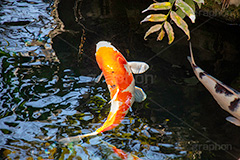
[100,139,141,160]
[188,43,240,126]
[110,144,141,160]
[59,41,149,144]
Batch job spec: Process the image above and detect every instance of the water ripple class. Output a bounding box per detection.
[0,0,194,159]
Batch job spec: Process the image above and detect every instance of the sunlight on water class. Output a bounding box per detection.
[1,0,239,160]
[0,0,204,156]
[0,2,210,160]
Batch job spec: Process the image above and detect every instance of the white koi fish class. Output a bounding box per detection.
[187,43,240,126]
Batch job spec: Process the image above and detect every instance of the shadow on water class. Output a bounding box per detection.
[0,0,240,159]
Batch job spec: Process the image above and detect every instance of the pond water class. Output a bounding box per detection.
[0,0,240,159]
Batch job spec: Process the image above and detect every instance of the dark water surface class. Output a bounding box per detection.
[1,0,240,159]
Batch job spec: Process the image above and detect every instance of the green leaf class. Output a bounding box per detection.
[175,0,196,23]
[193,0,204,8]
[164,21,174,44]
[142,2,172,13]
[170,11,190,40]
[196,2,202,9]
[144,24,162,40]
[141,14,167,23]
[157,29,165,41]
[193,0,204,4]
[185,0,195,12]
[175,0,195,19]
[176,8,186,19]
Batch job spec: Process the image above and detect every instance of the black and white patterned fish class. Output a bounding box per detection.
[187,43,240,126]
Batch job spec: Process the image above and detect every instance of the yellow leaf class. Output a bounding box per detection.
[175,0,196,23]
[164,21,174,44]
[144,24,162,40]
[170,11,190,40]
[142,2,172,13]
[157,29,165,41]
[141,14,167,23]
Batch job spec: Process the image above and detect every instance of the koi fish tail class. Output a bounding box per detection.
[58,131,99,144]
[58,102,126,145]
[187,42,196,66]
[95,110,124,133]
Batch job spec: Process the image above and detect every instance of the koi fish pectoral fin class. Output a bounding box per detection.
[226,116,240,126]
[95,72,103,83]
[135,86,147,102]
[128,61,149,74]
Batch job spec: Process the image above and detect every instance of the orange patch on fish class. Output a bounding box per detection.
[59,41,148,144]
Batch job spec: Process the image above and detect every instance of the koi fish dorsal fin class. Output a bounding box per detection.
[135,86,147,102]
[226,116,240,126]
[128,61,149,74]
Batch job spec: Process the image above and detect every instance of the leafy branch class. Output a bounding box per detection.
[141,0,204,44]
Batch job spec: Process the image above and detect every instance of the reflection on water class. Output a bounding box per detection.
[0,0,240,159]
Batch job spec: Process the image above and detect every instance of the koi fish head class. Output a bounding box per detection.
[96,41,118,54]
[95,41,130,73]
